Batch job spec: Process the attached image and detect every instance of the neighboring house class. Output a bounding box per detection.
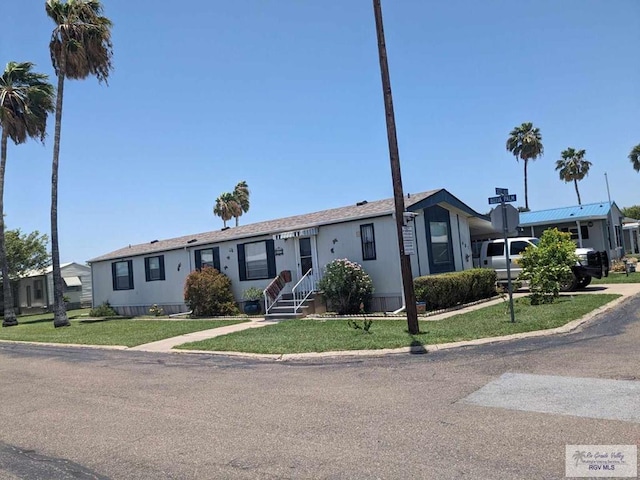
[88,189,491,316]
[623,220,640,255]
[18,262,92,314]
[516,202,626,259]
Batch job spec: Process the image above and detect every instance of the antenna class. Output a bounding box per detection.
[604,172,612,206]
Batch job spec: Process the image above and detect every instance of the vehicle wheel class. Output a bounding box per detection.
[560,275,579,292]
[576,276,591,289]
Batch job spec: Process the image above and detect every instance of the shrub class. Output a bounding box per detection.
[414,268,496,311]
[90,302,118,318]
[317,259,374,314]
[184,267,239,317]
[149,304,165,316]
[518,228,577,305]
[242,287,263,301]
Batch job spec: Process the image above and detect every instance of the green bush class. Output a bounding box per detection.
[318,259,374,314]
[518,228,577,304]
[184,267,239,317]
[149,304,165,316]
[414,268,497,311]
[90,302,118,318]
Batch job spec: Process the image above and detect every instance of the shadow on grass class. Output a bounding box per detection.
[409,339,428,354]
[79,317,132,324]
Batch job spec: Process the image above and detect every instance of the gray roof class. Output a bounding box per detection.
[89,189,447,263]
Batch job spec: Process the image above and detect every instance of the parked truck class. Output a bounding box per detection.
[476,237,609,291]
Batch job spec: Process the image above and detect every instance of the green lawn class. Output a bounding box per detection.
[592,272,640,284]
[0,313,247,347]
[177,294,620,354]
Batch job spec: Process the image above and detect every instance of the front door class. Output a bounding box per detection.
[425,205,455,274]
[298,237,313,276]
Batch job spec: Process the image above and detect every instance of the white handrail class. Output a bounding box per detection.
[291,268,317,314]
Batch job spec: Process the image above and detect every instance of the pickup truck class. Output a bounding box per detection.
[477,237,609,291]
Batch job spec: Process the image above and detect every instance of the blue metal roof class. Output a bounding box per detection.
[519,202,616,226]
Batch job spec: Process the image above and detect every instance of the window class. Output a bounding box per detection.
[510,241,533,255]
[112,260,134,290]
[615,225,622,247]
[360,224,376,261]
[560,226,590,240]
[238,240,276,281]
[34,279,43,300]
[145,255,165,281]
[430,221,451,265]
[195,248,220,271]
[486,242,504,257]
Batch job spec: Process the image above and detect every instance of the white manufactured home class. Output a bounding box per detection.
[18,262,92,314]
[88,189,491,316]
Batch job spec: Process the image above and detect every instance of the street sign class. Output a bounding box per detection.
[490,204,520,234]
[495,187,509,195]
[488,193,517,204]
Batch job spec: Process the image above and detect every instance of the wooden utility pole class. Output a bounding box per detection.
[372,0,419,334]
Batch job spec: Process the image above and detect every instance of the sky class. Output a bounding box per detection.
[1,0,638,264]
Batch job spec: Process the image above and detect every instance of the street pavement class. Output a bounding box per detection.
[0,286,638,479]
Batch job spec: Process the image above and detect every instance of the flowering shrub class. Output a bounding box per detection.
[318,259,373,314]
[184,267,239,317]
[149,304,164,316]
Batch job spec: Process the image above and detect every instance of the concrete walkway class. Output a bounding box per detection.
[128,283,640,356]
[128,318,280,352]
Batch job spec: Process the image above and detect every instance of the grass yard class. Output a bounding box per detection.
[592,271,640,284]
[0,313,247,347]
[177,294,620,354]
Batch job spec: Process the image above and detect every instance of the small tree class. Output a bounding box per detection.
[317,259,373,314]
[518,228,577,305]
[184,267,238,317]
[621,205,640,220]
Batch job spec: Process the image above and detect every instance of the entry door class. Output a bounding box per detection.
[26,286,32,307]
[298,237,313,276]
[425,205,455,274]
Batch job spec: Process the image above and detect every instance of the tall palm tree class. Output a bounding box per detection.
[555,148,592,205]
[629,144,640,172]
[506,122,544,210]
[214,193,240,228]
[0,62,54,327]
[46,0,113,328]
[232,181,250,226]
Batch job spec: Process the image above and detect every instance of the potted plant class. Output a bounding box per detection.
[242,287,264,315]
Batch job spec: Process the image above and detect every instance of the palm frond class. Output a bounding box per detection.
[629,144,640,172]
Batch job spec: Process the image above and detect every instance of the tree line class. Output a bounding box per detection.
[0,0,113,328]
[506,122,639,211]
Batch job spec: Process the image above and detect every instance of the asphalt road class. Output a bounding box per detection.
[0,295,639,479]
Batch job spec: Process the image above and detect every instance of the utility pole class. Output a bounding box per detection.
[372,0,419,334]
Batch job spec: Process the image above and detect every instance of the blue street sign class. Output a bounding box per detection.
[488,193,517,204]
[495,187,509,195]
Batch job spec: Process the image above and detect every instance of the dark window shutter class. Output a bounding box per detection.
[266,239,276,278]
[237,244,246,281]
[213,247,220,272]
[144,257,150,282]
[159,256,165,280]
[128,260,134,289]
[111,263,117,290]
[195,250,202,270]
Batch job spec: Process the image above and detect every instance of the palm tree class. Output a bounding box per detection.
[629,144,640,172]
[506,122,544,210]
[0,62,54,327]
[232,181,250,226]
[214,193,240,228]
[555,148,592,205]
[46,0,113,328]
